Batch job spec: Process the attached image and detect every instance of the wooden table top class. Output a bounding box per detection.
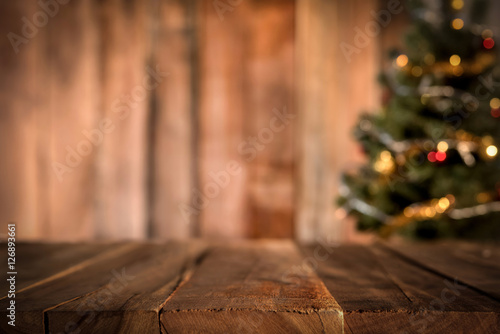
[0,240,498,333]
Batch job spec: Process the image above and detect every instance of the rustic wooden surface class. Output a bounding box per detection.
[0,241,499,333]
[1,0,391,242]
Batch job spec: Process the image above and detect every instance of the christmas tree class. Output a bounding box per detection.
[338,0,500,239]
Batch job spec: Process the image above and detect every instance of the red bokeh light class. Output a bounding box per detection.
[436,151,447,162]
[491,108,500,118]
[428,151,437,162]
[484,38,495,49]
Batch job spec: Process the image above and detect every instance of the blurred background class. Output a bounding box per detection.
[1,0,500,242]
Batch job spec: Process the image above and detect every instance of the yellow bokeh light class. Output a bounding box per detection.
[446,194,456,205]
[450,55,461,66]
[396,54,409,67]
[380,150,392,161]
[451,18,464,30]
[451,0,464,10]
[438,197,450,211]
[424,207,436,218]
[437,141,449,152]
[490,98,500,109]
[486,145,498,157]
[476,192,491,204]
[403,207,414,218]
[411,66,423,77]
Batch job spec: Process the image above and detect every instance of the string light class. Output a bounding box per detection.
[451,18,464,30]
[341,179,500,238]
[451,0,464,10]
[483,38,495,49]
[396,54,409,67]
[411,66,423,77]
[428,151,437,162]
[437,141,449,152]
[486,145,498,157]
[450,54,461,66]
[437,197,451,213]
[436,151,447,161]
[490,98,500,109]
[374,150,396,174]
[476,192,491,204]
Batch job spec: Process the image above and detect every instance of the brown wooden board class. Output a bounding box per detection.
[150,0,196,238]
[45,0,100,241]
[46,241,206,334]
[0,1,45,239]
[302,243,500,334]
[244,0,295,239]
[0,243,118,295]
[95,0,150,239]
[161,240,343,333]
[197,0,249,238]
[381,241,500,302]
[0,243,175,333]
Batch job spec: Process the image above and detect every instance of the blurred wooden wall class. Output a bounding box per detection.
[0,0,404,241]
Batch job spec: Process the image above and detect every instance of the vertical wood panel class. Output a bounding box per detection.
[46,0,100,240]
[246,0,295,238]
[0,2,43,239]
[198,0,295,239]
[96,0,150,239]
[151,0,195,238]
[296,0,381,243]
[197,0,250,238]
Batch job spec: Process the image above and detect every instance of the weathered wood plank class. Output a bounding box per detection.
[0,243,165,333]
[95,0,150,239]
[0,1,45,240]
[301,244,412,312]
[381,241,500,302]
[0,243,118,295]
[197,0,249,238]
[46,241,206,334]
[295,0,382,242]
[150,0,195,238]
[245,0,295,238]
[161,240,343,333]
[303,244,500,334]
[46,0,100,241]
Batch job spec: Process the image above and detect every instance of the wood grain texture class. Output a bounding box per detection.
[46,0,100,241]
[196,0,250,238]
[303,243,500,334]
[161,240,343,333]
[245,0,295,238]
[46,241,207,334]
[381,241,500,302]
[0,1,45,240]
[150,0,196,238]
[95,0,150,239]
[295,0,381,243]
[1,241,500,333]
[0,243,150,333]
[0,243,118,295]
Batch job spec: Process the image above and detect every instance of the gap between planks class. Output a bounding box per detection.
[377,241,500,304]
